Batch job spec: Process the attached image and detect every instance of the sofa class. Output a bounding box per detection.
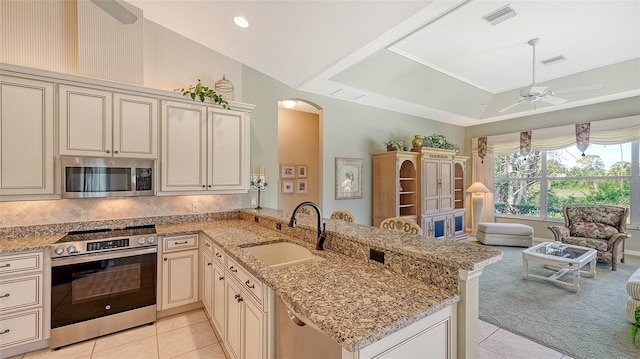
[627,267,640,324]
[548,205,630,271]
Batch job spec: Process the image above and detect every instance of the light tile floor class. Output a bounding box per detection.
[9,309,572,359]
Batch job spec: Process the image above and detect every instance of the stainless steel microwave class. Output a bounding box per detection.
[61,157,155,198]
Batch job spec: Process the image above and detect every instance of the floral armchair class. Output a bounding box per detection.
[548,205,630,271]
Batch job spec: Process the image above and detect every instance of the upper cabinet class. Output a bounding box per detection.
[0,76,55,198]
[160,101,249,194]
[59,85,158,159]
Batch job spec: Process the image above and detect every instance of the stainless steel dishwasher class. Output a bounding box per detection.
[276,295,342,359]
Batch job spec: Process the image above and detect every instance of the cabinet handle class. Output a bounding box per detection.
[219,276,224,281]
[229,266,237,273]
[234,294,241,300]
[245,280,255,289]
[205,242,211,247]
[114,150,119,154]
[0,329,9,335]
[164,258,167,261]
[202,185,206,188]
[174,241,188,245]
[208,262,212,266]
[0,293,9,298]
[0,263,10,268]
[106,149,111,154]
[215,253,222,258]
[208,185,212,188]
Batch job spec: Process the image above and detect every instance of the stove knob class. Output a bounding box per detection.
[67,246,77,254]
[54,247,64,256]
[147,236,156,244]
[138,237,146,245]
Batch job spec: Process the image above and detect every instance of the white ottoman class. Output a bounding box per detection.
[476,223,533,247]
[627,267,640,323]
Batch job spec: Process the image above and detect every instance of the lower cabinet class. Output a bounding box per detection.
[422,210,466,241]
[160,234,199,310]
[212,260,226,336]
[202,249,213,319]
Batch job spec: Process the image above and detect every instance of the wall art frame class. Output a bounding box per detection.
[335,157,363,200]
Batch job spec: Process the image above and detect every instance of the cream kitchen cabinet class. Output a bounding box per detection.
[59,85,158,158]
[0,250,48,358]
[0,76,55,199]
[160,234,199,310]
[224,257,272,359]
[201,239,214,320]
[160,101,249,194]
[211,243,226,337]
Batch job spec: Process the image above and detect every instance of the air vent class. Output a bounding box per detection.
[482,5,517,25]
[331,88,364,100]
[541,55,567,66]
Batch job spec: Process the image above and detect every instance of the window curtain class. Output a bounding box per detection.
[470,115,640,222]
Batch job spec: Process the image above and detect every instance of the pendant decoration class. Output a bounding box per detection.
[520,131,532,158]
[575,123,591,156]
[478,137,487,163]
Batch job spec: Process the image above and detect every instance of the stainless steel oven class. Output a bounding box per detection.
[50,226,157,348]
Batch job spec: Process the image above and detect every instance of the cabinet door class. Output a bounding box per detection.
[453,210,466,240]
[0,77,54,196]
[208,109,247,192]
[242,297,265,359]
[59,85,112,156]
[113,93,157,159]
[161,249,199,310]
[225,279,242,359]
[212,262,226,336]
[202,251,213,320]
[422,159,440,215]
[439,161,454,212]
[160,101,207,192]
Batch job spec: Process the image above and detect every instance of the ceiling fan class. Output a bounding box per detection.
[498,38,602,113]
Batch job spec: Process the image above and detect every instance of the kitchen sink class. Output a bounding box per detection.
[243,241,324,269]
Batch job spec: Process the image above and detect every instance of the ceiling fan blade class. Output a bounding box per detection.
[551,84,602,96]
[540,96,568,105]
[90,0,138,24]
[498,100,526,113]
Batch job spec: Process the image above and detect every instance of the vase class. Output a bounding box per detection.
[412,135,423,148]
[387,145,397,151]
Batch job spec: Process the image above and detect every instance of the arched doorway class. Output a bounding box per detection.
[277,99,322,214]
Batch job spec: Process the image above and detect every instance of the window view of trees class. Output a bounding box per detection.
[495,142,633,220]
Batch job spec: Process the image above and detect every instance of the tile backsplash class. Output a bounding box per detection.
[0,195,241,228]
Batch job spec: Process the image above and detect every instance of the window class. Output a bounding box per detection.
[495,142,636,225]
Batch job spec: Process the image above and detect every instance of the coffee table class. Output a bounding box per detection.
[522,241,597,292]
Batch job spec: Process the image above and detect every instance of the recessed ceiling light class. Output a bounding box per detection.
[482,5,517,25]
[233,16,249,28]
[282,100,296,109]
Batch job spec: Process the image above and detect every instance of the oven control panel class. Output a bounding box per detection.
[51,234,157,258]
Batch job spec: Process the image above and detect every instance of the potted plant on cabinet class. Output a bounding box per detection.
[384,139,406,151]
[174,79,230,109]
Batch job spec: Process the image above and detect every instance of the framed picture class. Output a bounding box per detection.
[282,180,294,194]
[335,157,363,200]
[281,164,295,179]
[297,179,308,194]
[297,165,308,178]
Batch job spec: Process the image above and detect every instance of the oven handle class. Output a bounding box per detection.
[51,246,157,267]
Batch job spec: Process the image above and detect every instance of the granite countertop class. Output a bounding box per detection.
[157,219,459,352]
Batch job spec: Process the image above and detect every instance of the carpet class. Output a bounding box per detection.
[478,244,640,359]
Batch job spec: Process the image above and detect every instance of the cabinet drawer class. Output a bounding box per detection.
[0,274,42,313]
[0,308,43,350]
[163,234,198,252]
[212,244,225,266]
[0,252,43,277]
[202,238,213,255]
[227,258,263,306]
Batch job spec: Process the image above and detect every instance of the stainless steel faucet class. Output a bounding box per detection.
[288,201,327,250]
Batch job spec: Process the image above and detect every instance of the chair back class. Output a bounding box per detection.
[330,210,355,223]
[380,217,422,236]
[563,205,629,235]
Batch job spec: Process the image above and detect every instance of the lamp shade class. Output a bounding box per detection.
[466,181,490,193]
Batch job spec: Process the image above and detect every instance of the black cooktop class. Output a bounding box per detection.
[58,224,156,243]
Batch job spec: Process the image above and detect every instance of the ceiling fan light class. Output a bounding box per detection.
[482,5,517,25]
[233,16,249,28]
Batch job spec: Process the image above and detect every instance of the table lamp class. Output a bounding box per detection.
[466,181,491,235]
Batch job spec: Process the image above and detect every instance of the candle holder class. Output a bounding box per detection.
[250,177,268,209]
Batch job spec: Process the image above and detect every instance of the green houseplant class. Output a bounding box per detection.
[174,79,230,109]
[422,133,458,151]
[632,306,640,346]
[384,139,406,151]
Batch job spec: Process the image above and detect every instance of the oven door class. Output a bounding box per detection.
[51,247,157,329]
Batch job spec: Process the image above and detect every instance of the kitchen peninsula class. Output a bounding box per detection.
[0,208,502,358]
